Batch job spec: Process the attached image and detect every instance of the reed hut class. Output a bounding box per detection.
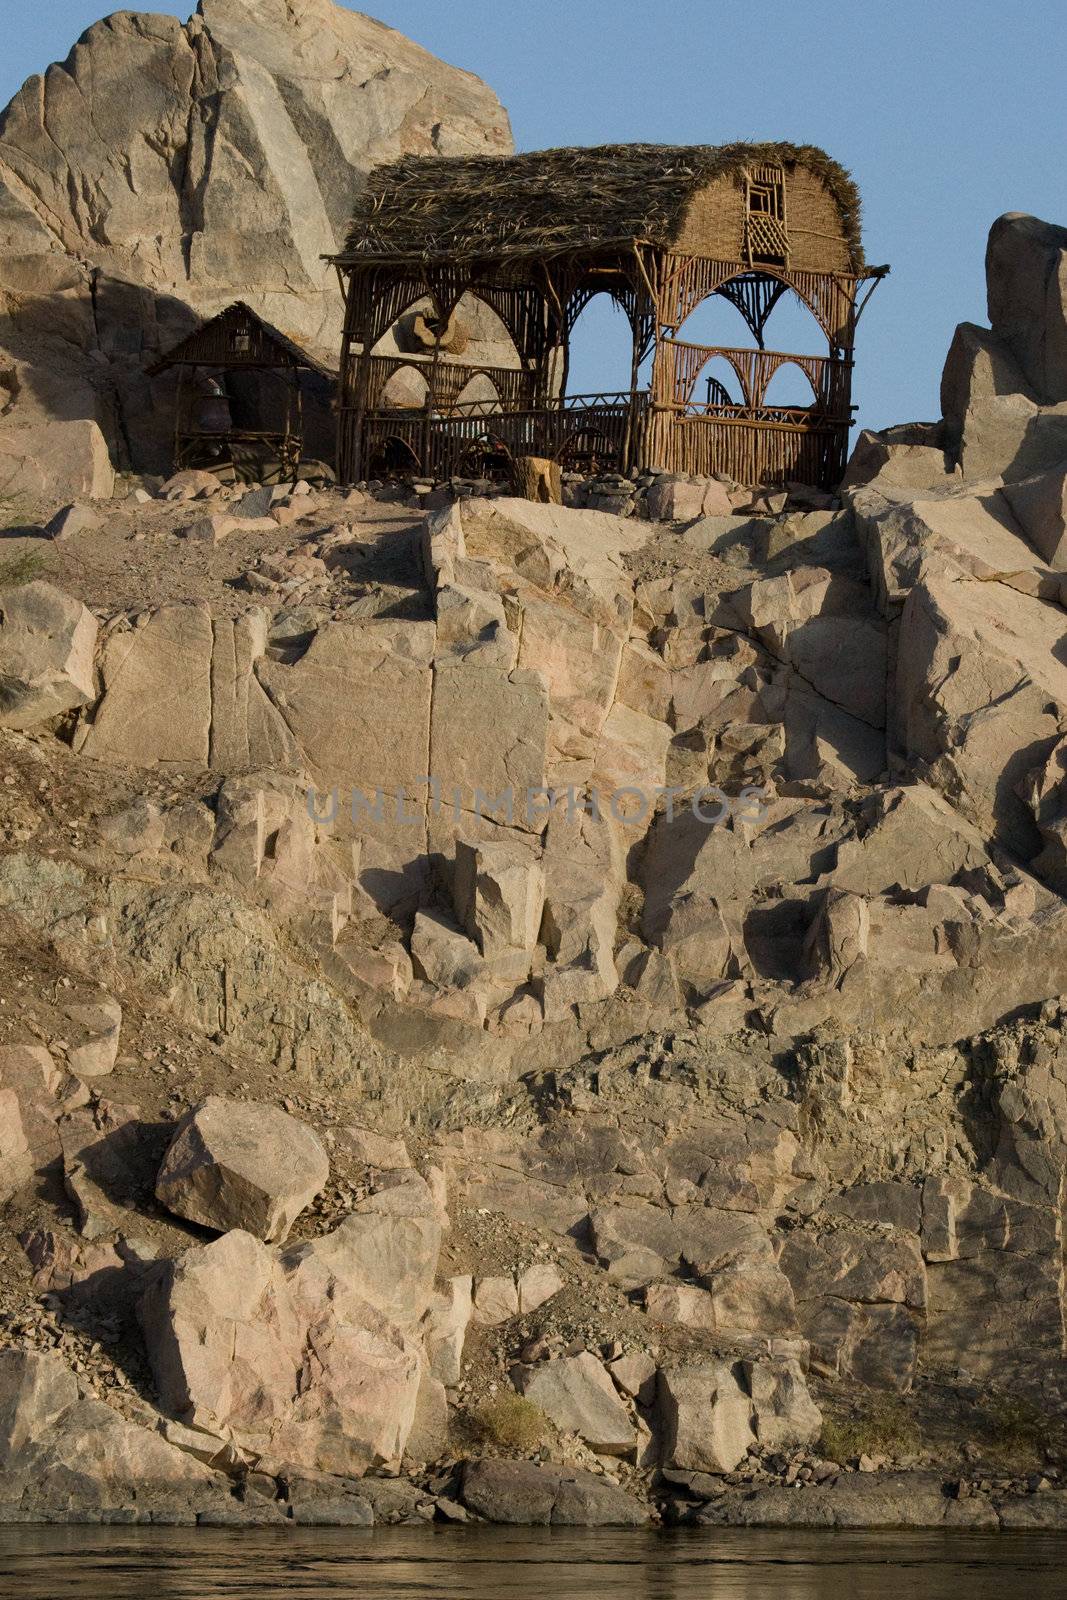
[149,302,333,481]
[329,142,887,490]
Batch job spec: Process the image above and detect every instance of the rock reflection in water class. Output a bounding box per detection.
[0,1527,1064,1600]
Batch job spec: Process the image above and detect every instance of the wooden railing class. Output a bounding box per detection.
[356,392,646,480]
[175,428,300,475]
[346,384,850,489]
[654,405,850,487]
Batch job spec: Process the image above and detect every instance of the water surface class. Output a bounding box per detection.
[1,1525,1065,1599]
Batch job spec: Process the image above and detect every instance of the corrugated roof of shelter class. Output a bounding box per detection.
[148,302,334,377]
[335,142,866,270]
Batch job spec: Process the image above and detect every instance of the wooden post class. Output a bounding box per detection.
[512,455,562,504]
[622,305,643,474]
[292,372,303,483]
[174,365,187,471]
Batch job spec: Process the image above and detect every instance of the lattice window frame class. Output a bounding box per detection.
[743,165,790,268]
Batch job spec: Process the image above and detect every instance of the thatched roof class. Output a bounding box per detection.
[148,302,333,377]
[336,142,865,270]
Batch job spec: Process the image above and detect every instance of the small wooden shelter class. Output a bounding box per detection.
[149,302,332,480]
[329,142,887,489]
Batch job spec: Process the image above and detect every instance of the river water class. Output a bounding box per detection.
[0,1526,1065,1599]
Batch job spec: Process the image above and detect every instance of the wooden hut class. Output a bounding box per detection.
[329,142,887,490]
[149,302,333,481]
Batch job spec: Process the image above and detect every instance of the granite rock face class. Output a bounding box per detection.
[514,1352,637,1455]
[986,212,1067,405]
[5,205,1067,1526]
[460,1458,648,1526]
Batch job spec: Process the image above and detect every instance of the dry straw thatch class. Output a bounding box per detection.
[339,141,864,270]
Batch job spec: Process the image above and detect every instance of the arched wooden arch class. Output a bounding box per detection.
[755,352,823,406]
[374,360,431,409]
[367,432,423,475]
[661,342,841,413]
[453,370,504,413]
[361,279,442,351]
[436,364,525,412]
[714,273,789,349]
[669,343,756,408]
[431,279,556,373]
[659,256,856,350]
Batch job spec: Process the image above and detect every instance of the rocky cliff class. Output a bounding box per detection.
[1,210,1067,1528]
[0,0,511,494]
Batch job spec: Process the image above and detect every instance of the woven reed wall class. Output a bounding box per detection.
[785,166,854,273]
[673,175,746,261]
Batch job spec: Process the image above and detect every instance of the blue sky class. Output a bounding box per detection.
[3,2,1066,432]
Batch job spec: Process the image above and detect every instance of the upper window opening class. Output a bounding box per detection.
[744,165,789,267]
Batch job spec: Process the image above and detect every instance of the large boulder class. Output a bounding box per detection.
[460,1458,647,1526]
[0,1349,77,1461]
[957,394,1067,483]
[0,1088,32,1203]
[442,496,646,785]
[209,770,354,938]
[717,568,887,729]
[140,1228,309,1457]
[514,1352,636,1455]
[794,880,1067,1051]
[61,997,123,1079]
[0,1044,65,1171]
[925,1197,1065,1382]
[829,784,993,896]
[841,427,954,497]
[1002,463,1067,567]
[656,1362,755,1473]
[422,1275,473,1386]
[0,581,97,729]
[80,604,297,770]
[744,1355,822,1450]
[657,1355,821,1473]
[140,1221,429,1475]
[429,665,550,828]
[155,1095,329,1243]
[852,483,1060,616]
[986,213,1067,404]
[0,419,114,503]
[282,1203,441,1331]
[646,475,733,522]
[779,1226,925,1392]
[940,322,1036,449]
[935,216,1067,481]
[61,1098,170,1241]
[453,837,545,957]
[258,619,435,914]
